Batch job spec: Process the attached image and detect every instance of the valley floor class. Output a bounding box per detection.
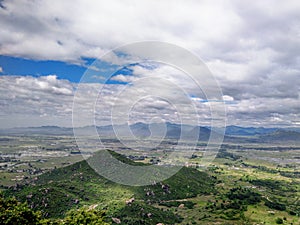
[0,136,299,225]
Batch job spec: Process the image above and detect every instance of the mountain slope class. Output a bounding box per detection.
[259,129,300,143]
[5,151,216,224]
[224,126,277,136]
[2,124,299,144]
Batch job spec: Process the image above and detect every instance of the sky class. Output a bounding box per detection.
[0,0,299,128]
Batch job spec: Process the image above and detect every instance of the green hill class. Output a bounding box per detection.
[4,150,216,224]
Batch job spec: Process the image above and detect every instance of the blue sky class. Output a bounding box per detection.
[0,55,92,83]
[0,55,136,85]
[0,55,132,84]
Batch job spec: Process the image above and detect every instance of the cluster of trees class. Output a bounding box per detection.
[205,187,262,220]
[264,199,286,211]
[226,187,262,205]
[0,193,109,225]
[0,193,44,225]
[216,149,241,161]
[113,201,182,225]
[159,200,195,209]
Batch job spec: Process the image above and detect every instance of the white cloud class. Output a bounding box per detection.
[110,74,137,83]
[0,73,299,128]
[0,0,299,127]
[0,75,74,126]
[0,1,254,61]
[223,95,234,101]
[1,1,299,77]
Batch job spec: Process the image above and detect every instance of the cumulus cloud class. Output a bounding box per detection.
[0,0,299,127]
[110,74,137,83]
[1,0,298,63]
[0,75,74,125]
[0,71,299,128]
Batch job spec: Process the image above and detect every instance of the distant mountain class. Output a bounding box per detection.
[97,122,194,139]
[224,125,278,136]
[258,129,300,143]
[97,123,152,137]
[189,126,217,141]
[282,127,300,133]
[1,124,299,143]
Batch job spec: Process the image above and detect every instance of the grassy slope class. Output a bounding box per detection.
[4,149,300,225]
[5,150,216,225]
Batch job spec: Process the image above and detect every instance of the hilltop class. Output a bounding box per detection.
[5,150,216,224]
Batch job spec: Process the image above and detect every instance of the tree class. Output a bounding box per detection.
[275,217,283,224]
[0,193,109,225]
[60,207,109,225]
[0,193,48,225]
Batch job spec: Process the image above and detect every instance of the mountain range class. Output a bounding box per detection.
[0,123,299,143]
